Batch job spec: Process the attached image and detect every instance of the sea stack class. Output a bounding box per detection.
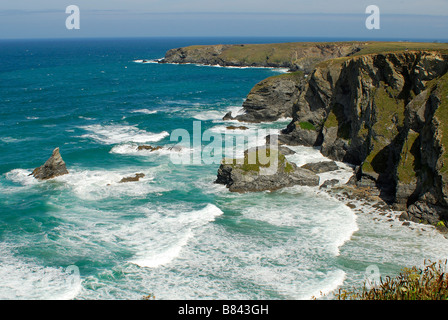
[32,147,69,180]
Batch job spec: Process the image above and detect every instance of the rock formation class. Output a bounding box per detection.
[215,146,319,192]
[119,173,145,183]
[278,50,448,224]
[224,72,305,123]
[32,147,69,180]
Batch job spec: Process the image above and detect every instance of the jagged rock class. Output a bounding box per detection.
[119,173,145,183]
[215,147,319,192]
[31,147,69,180]
[301,161,339,173]
[222,112,234,121]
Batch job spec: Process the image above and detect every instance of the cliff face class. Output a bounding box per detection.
[161,42,364,72]
[280,51,448,224]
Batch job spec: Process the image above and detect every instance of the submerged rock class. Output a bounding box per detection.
[31,147,69,180]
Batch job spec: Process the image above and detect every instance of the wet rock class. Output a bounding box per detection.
[222,111,234,121]
[119,173,145,183]
[137,145,163,152]
[31,147,69,180]
[301,161,339,174]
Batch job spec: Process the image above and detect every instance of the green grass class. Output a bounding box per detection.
[397,130,419,184]
[298,121,316,131]
[225,148,291,173]
[252,71,304,91]
[324,110,338,128]
[337,260,448,300]
[353,41,448,56]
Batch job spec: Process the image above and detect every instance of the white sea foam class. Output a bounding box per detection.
[164,61,290,73]
[131,109,158,115]
[0,244,81,300]
[130,230,194,268]
[79,124,169,145]
[110,143,191,158]
[189,105,244,121]
[192,110,227,121]
[53,168,165,201]
[5,169,38,186]
[78,116,96,121]
[0,137,31,144]
[284,145,355,186]
[299,270,347,300]
[133,59,161,64]
[129,204,223,268]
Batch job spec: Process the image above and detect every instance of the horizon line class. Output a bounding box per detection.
[1,36,447,42]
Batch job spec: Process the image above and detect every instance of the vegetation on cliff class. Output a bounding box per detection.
[337,260,448,300]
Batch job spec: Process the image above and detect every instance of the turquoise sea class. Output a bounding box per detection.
[1,37,448,300]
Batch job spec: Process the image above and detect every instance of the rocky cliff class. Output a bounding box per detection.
[279,50,448,225]
[160,42,365,72]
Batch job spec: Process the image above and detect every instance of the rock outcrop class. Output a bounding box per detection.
[215,146,319,192]
[224,72,305,123]
[32,147,69,180]
[119,173,145,183]
[279,50,448,224]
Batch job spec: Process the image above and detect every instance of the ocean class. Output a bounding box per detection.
[1,37,448,300]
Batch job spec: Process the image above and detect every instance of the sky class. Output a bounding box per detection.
[0,0,447,40]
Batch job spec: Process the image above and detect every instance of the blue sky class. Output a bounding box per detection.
[0,0,447,40]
